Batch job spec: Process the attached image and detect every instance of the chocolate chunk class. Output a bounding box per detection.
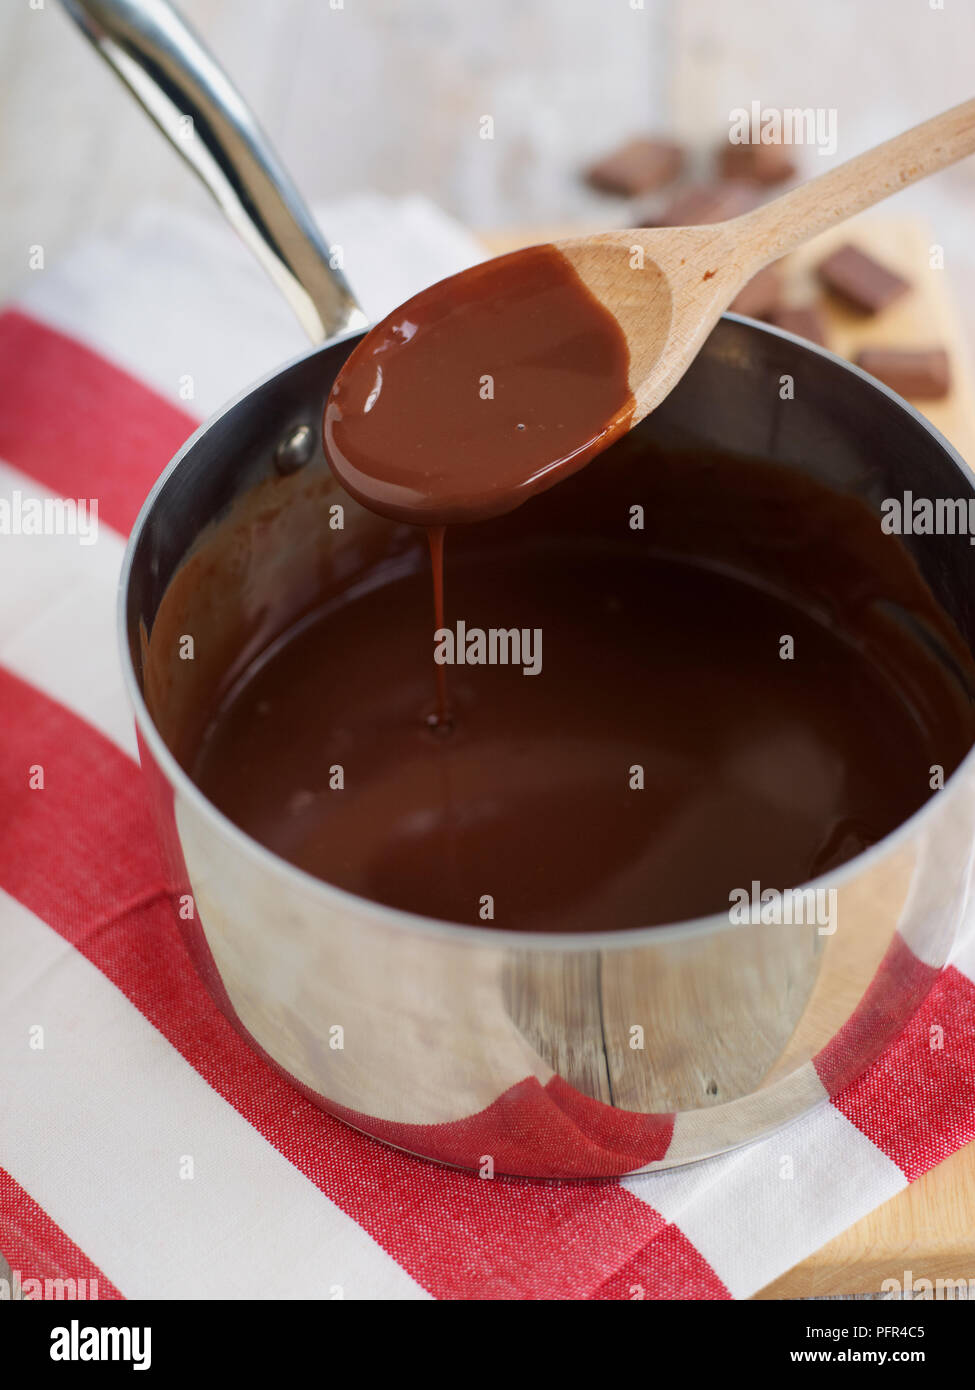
[728,264,783,318]
[855,347,951,399]
[586,137,685,196]
[650,181,761,227]
[765,305,829,347]
[817,244,911,314]
[718,142,797,186]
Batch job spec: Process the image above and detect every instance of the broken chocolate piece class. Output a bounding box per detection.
[855,347,951,399]
[649,181,761,227]
[718,142,797,186]
[586,137,684,196]
[817,244,910,314]
[765,305,829,347]
[729,263,783,319]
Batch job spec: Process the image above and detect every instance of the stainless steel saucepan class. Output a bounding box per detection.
[64,0,975,1177]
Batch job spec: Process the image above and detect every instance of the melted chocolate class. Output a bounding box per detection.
[187,439,975,933]
[323,244,634,527]
[173,252,975,934]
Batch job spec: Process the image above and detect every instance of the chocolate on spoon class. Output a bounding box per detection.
[324,98,975,528]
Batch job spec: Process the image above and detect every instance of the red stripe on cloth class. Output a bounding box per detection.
[0,668,721,1298]
[0,1168,123,1301]
[590,1223,731,1300]
[814,933,940,1098]
[544,1076,675,1165]
[830,964,975,1181]
[0,309,198,536]
[315,1076,674,1181]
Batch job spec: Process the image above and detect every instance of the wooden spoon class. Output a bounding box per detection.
[324,98,975,527]
[560,96,975,427]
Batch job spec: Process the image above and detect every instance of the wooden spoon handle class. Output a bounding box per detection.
[736,97,975,269]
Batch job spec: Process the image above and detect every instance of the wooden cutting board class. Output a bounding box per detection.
[485,217,975,1299]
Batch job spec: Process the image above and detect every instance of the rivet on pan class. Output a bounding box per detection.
[274,423,316,474]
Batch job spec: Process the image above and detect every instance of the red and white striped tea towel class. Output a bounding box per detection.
[1,196,973,1301]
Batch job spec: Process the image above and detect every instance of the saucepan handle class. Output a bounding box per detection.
[60,0,367,343]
